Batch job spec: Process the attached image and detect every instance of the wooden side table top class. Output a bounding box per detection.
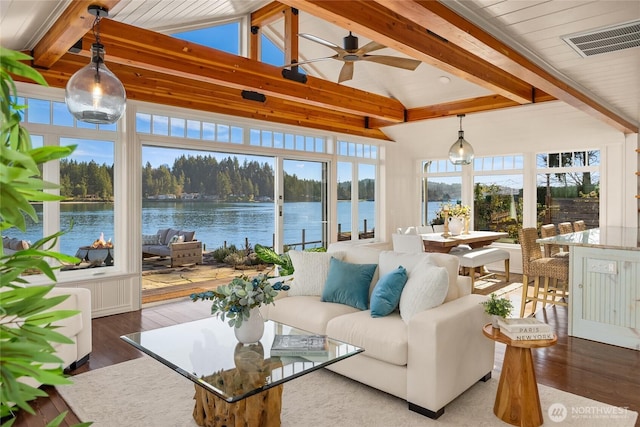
[482,323,557,348]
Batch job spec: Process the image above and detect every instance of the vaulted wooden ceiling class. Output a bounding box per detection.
[21,0,638,140]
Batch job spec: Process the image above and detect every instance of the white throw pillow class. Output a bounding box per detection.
[379,251,459,302]
[288,250,345,296]
[399,261,449,324]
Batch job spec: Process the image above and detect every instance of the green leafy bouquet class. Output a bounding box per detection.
[191,273,290,328]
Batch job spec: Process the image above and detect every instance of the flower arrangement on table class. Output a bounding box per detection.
[433,203,471,223]
[190,272,290,328]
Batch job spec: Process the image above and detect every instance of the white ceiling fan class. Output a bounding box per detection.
[288,32,422,83]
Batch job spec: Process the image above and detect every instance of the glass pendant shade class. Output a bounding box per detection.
[65,43,126,124]
[448,130,474,165]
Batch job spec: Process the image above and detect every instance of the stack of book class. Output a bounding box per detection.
[497,318,554,341]
[270,334,329,357]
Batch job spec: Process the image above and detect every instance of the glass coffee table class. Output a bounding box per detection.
[121,317,363,427]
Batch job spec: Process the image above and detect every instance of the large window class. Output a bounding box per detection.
[473,155,523,242]
[10,94,119,277]
[59,138,115,257]
[536,151,600,228]
[421,160,462,227]
[172,21,241,55]
[142,146,276,251]
[337,140,378,241]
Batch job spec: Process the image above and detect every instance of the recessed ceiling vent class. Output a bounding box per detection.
[562,20,640,57]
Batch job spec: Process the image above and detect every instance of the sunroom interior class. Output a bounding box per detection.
[3,0,639,317]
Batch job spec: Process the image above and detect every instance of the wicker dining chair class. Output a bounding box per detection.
[557,222,573,252]
[540,224,569,258]
[573,220,586,231]
[518,228,569,317]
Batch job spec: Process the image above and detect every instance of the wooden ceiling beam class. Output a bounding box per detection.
[31,54,389,140]
[73,19,406,124]
[366,92,556,129]
[406,92,556,122]
[278,0,535,105]
[251,2,290,27]
[32,0,121,69]
[374,0,637,134]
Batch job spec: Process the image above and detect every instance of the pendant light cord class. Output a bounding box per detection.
[92,13,102,46]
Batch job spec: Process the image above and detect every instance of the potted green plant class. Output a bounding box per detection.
[1,47,89,426]
[481,293,514,328]
[190,271,290,344]
[253,244,325,276]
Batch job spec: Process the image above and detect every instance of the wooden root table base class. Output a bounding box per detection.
[482,324,557,427]
[193,384,283,427]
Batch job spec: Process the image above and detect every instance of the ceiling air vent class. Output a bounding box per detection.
[561,19,640,57]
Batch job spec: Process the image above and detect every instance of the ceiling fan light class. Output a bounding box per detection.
[448,114,474,165]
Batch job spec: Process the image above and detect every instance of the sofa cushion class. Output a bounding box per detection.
[288,250,345,297]
[142,245,171,257]
[370,266,408,317]
[321,258,377,310]
[328,244,383,296]
[268,296,359,335]
[378,251,460,302]
[142,234,159,245]
[326,310,408,366]
[180,230,195,242]
[163,229,180,245]
[156,228,170,245]
[399,261,449,324]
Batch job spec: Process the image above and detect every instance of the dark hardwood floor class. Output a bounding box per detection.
[12,297,640,427]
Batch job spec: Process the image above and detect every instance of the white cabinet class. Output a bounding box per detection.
[571,246,640,350]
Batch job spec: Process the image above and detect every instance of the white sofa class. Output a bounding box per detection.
[18,287,92,390]
[262,242,494,419]
[48,286,92,371]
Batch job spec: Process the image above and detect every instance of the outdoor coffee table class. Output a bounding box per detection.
[121,317,363,427]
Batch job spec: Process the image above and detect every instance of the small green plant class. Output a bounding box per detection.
[481,293,513,318]
[254,244,326,276]
[211,244,239,263]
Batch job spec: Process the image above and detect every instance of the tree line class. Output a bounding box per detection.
[60,155,375,202]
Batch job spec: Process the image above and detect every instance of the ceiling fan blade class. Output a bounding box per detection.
[282,56,338,68]
[356,41,387,55]
[361,55,422,71]
[338,62,354,83]
[299,33,346,55]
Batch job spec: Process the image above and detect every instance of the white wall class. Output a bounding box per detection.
[381,101,634,241]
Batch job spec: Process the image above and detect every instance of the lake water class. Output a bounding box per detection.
[10,201,442,255]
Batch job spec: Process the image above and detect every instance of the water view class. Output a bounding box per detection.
[11,201,391,256]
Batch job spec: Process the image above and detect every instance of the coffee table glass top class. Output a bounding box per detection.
[121,317,362,402]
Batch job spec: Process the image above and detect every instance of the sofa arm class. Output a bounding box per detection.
[48,286,92,366]
[170,240,203,267]
[406,294,493,415]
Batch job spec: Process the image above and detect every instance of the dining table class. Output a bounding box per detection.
[420,231,508,253]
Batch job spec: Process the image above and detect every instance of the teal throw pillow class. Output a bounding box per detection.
[370,266,408,317]
[322,258,378,310]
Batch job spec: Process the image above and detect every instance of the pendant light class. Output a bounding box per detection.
[448,114,474,165]
[65,5,126,124]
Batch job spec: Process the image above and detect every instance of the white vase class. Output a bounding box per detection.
[234,307,265,344]
[448,217,465,235]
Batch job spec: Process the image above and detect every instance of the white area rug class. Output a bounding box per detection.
[57,357,637,427]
